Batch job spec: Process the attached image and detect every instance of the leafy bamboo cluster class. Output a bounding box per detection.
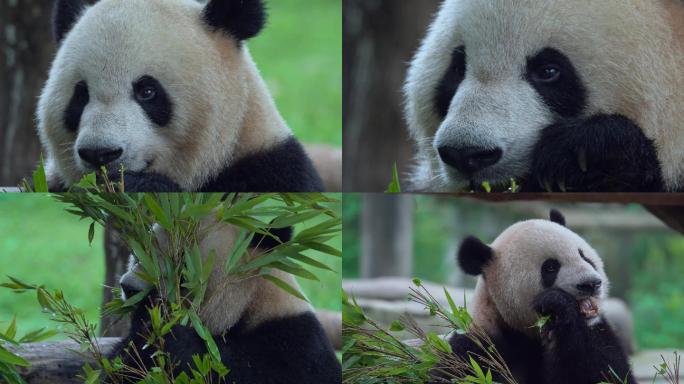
[1,192,341,383]
[342,279,681,384]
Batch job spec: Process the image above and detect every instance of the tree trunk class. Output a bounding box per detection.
[342,0,439,191]
[0,0,54,186]
[100,223,131,337]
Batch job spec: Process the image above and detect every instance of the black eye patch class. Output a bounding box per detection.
[541,258,561,288]
[578,249,597,271]
[525,47,586,118]
[132,75,173,127]
[434,45,466,119]
[64,81,89,133]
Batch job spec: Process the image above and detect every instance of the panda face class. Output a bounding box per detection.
[38,0,257,189]
[486,219,608,331]
[458,211,609,334]
[405,0,679,191]
[120,218,310,334]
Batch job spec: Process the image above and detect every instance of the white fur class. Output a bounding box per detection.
[120,219,311,335]
[38,0,291,190]
[469,219,608,337]
[405,0,684,191]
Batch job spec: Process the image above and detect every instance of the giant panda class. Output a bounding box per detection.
[38,0,324,192]
[109,220,341,383]
[433,210,634,384]
[405,0,684,192]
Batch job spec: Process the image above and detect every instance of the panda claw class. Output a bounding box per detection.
[578,147,588,173]
[557,179,567,193]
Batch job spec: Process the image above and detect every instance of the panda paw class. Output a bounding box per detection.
[532,288,582,329]
[526,114,663,192]
[107,171,182,192]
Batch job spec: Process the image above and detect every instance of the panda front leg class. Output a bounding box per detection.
[526,114,664,192]
[532,288,635,384]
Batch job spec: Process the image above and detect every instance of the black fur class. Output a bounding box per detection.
[107,296,341,383]
[526,114,664,192]
[579,249,597,271]
[541,259,560,288]
[250,226,293,250]
[199,136,324,192]
[132,76,173,127]
[53,0,85,43]
[549,209,565,226]
[434,289,634,384]
[525,47,586,118]
[64,81,89,133]
[434,46,466,119]
[203,0,266,42]
[457,236,493,276]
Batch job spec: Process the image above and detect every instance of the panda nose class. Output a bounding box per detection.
[78,147,123,167]
[437,146,503,175]
[576,279,602,295]
[120,282,141,300]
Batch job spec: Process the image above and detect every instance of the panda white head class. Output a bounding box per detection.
[39,0,289,190]
[119,219,311,334]
[405,0,683,191]
[458,209,608,337]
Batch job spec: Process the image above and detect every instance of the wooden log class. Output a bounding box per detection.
[9,309,340,383]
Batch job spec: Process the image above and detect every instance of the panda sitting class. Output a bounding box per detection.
[435,210,634,384]
[108,220,341,383]
[39,0,323,192]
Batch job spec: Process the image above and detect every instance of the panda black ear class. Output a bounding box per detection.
[458,236,493,276]
[53,0,86,43]
[549,209,566,226]
[203,0,266,41]
[249,226,292,250]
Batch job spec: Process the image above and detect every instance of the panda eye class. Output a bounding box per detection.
[135,85,157,102]
[532,64,561,83]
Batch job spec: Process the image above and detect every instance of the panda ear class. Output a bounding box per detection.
[53,0,86,43]
[458,236,493,276]
[203,0,266,42]
[249,226,292,251]
[549,209,566,226]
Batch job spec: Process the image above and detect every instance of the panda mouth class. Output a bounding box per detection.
[579,297,599,319]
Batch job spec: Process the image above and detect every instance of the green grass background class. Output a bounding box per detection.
[0,194,340,339]
[249,0,341,146]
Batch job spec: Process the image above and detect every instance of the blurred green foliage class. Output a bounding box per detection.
[0,194,340,339]
[250,0,341,146]
[343,194,684,350]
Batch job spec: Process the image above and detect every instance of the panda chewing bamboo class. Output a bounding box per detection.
[433,209,634,384]
[110,220,341,383]
[405,0,684,192]
[39,0,323,192]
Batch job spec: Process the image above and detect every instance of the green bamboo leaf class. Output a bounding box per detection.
[385,163,401,193]
[5,317,17,341]
[87,222,95,245]
[143,194,171,230]
[270,211,321,228]
[189,312,221,362]
[301,241,341,257]
[32,163,48,192]
[281,251,334,271]
[18,328,58,344]
[262,274,307,302]
[444,288,458,315]
[0,360,28,383]
[225,230,255,274]
[0,346,29,367]
[233,252,288,274]
[270,262,319,281]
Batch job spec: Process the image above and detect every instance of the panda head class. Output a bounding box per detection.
[39,0,282,190]
[405,0,680,191]
[458,209,608,335]
[119,219,310,334]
